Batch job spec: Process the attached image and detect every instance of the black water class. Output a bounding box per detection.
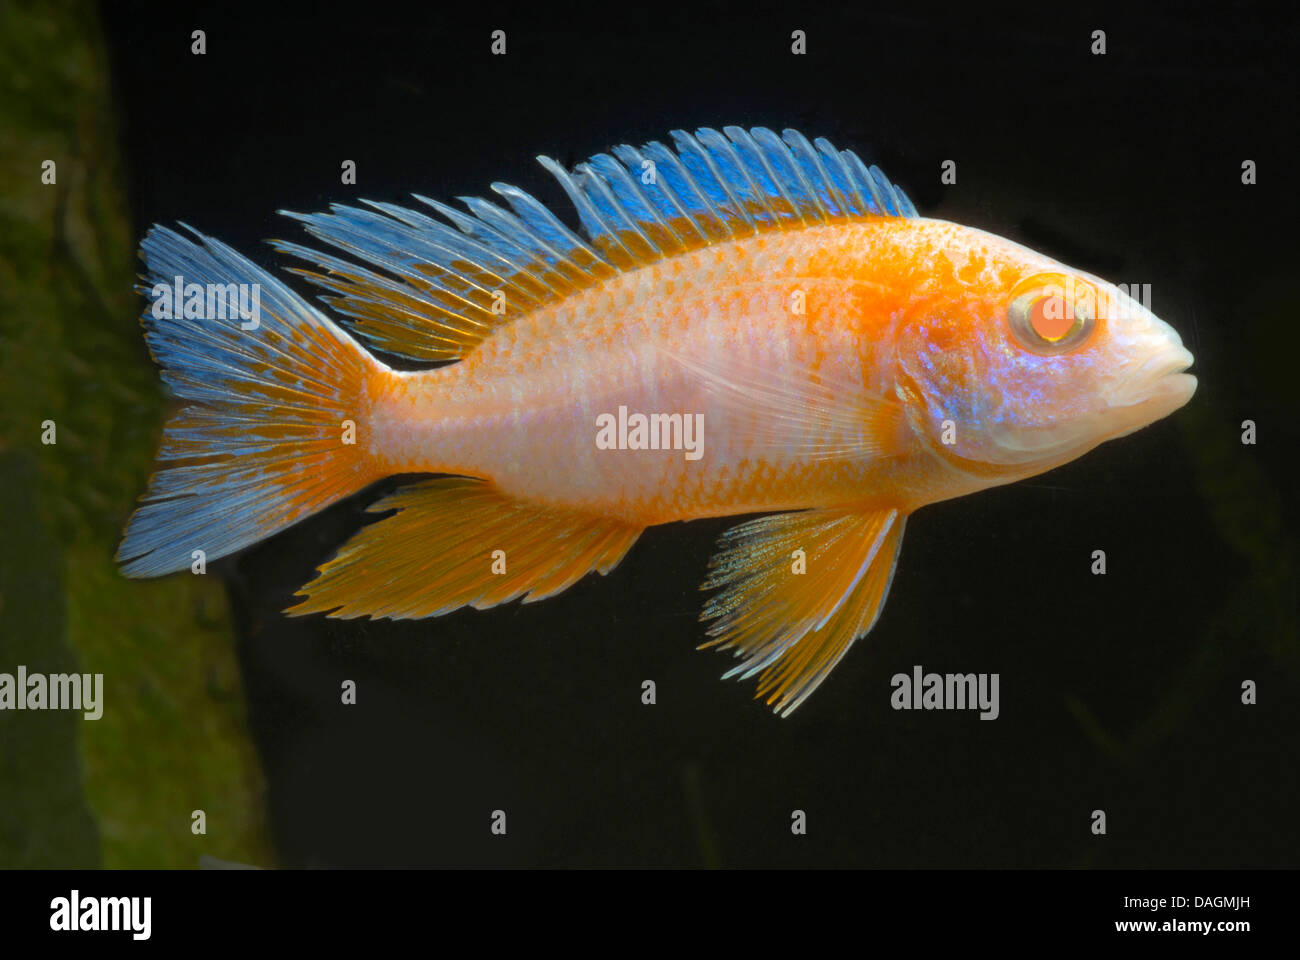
[101,1,1298,867]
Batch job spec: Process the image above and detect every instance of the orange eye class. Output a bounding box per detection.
[1008,273,1096,354]
[1029,295,1074,341]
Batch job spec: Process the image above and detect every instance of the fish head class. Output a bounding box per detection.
[895,231,1196,481]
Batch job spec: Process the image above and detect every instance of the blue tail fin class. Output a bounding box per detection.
[117,225,382,577]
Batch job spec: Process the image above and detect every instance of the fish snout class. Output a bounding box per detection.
[1110,335,1194,404]
[1098,289,1195,410]
[1104,334,1196,435]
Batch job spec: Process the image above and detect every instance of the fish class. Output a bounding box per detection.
[117,125,1196,716]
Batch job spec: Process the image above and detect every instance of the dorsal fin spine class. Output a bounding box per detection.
[695,128,771,225]
[489,182,613,285]
[606,145,697,248]
[408,195,541,298]
[416,196,557,308]
[638,141,726,242]
[721,126,786,218]
[299,206,529,307]
[725,126,804,225]
[455,195,573,301]
[780,129,844,216]
[751,127,820,223]
[670,130,759,233]
[490,181,596,256]
[870,163,903,217]
[537,155,639,269]
[353,199,548,308]
[588,152,688,254]
[575,161,659,259]
[851,155,890,215]
[812,138,865,215]
[275,241,495,331]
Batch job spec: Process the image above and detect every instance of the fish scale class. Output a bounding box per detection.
[369,227,914,522]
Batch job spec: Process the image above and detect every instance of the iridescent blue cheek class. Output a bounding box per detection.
[912,332,1098,447]
[981,346,1101,431]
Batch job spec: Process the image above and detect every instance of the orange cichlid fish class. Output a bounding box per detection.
[119,125,1196,716]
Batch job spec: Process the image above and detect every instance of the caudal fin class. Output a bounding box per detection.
[117,225,382,577]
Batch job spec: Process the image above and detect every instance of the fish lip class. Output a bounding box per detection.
[1146,370,1198,407]
[1108,346,1195,410]
[1100,368,1197,443]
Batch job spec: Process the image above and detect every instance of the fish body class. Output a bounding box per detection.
[373,221,920,521]
[371,216,1182,520]
[119,126,1195,714]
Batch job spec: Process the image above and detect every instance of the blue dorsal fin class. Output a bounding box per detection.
[274,126,917,362]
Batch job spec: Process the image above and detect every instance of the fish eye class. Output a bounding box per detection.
[1007,272,1096,354]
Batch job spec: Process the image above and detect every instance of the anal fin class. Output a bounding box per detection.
[290,477,642,619]
[700,507,906,716]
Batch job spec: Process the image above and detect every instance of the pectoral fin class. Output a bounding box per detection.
[700,507,906,716]
[659,345,909,462]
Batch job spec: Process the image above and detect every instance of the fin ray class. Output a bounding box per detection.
[701,508,907,716]
[273,126,916,364]
[659,345,908,462]
[290,478,642,620]
[118,225,381,577]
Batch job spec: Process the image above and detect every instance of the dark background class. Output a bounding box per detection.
[99,1,1298,866]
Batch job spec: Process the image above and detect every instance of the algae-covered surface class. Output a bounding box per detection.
[0,0,271,868]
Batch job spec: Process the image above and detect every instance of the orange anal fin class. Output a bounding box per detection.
[700,507,907,716]
[288,477,642,620]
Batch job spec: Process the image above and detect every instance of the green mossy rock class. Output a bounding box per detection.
[0,0,271,868]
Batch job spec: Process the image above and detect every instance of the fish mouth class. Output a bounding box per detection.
[1105,345,1196,436]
